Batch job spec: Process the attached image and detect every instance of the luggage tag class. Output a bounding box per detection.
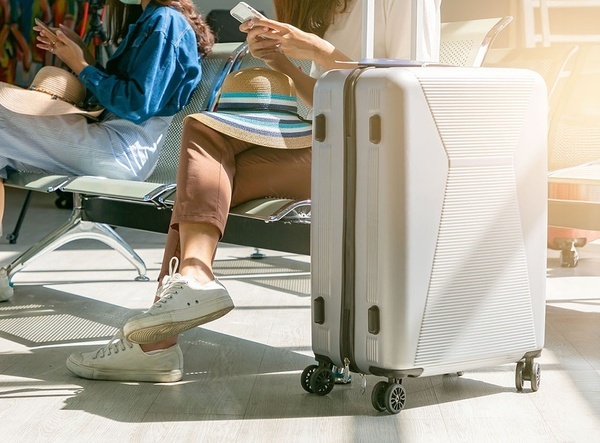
[360,374,367,395]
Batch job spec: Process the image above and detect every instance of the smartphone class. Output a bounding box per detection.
[34,18,58,40]
[230,2,266,23]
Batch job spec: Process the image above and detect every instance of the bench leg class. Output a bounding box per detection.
[6,190,33,244]
[4,194,149,283]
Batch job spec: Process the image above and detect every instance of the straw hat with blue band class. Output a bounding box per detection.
[187,67,312,149]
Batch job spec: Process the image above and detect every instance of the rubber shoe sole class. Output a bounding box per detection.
[66,355,183,383]
[124,298,234,344]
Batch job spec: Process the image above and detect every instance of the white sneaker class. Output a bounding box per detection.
[123,257,234,344]
[0,268,14,302]
[66,331,183,382]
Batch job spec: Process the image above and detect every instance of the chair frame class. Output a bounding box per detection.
[439,16,513,67]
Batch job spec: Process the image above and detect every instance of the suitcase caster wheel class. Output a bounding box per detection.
[371,381,388,412]
[309,367,335,396]
[515,361,524,391]
[529,362,541,392]
[515,359,540,392]
[301,365,318,393]
[384,383,406,414]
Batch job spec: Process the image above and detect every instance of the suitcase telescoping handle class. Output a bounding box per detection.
[361,0,425,61]
[361,0,375,59]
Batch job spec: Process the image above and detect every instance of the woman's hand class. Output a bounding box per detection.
[36,28,88,74]
[58,24,96,66]
[241,20,287,69]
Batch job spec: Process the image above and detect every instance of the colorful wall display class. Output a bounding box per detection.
[1,0,102,86]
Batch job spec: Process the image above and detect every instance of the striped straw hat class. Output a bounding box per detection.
[187,67,312,149]
[0,66,103,117]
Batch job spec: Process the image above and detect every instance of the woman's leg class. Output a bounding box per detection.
[171,118,236,284]
[125,119,260,347]
[159,118,255,283]
[140,127,311,351]
[0,106,169,183]
[139,120,244,352]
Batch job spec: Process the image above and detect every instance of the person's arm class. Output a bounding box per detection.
[272,56,317,107]
[244,18,352,69]
[79,29,195,123]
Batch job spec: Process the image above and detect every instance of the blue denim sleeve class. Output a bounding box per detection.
[79,30,186,123]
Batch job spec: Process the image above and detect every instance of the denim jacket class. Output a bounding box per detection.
[78,3,202,124]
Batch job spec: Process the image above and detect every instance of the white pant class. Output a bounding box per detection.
[0,105,172,181]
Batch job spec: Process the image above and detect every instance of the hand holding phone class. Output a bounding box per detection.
[230,2,266,23]
[34,18,58,41]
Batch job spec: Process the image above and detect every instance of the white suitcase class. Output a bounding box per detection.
[304,64,548,414]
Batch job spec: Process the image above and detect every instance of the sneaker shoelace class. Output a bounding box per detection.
[93,332,134,359]
[153,257,186,308]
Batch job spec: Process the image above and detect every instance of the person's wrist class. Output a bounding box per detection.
[71,61,89,75]
[267,53,291,70]
[313,40,337,68]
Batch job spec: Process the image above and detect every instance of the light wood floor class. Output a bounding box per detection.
[1,187,599,443]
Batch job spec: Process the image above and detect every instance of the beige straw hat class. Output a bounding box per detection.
[187,67,312,149]
[0,66,103,118]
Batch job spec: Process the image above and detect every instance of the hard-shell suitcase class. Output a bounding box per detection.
[303,64,548,414]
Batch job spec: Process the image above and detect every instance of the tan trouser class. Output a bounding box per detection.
[159,118,311,280]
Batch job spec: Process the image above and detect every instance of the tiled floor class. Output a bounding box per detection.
[1,187,599,442]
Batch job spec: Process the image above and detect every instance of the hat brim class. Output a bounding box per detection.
[0,82,104,118]
[187,110,312,149]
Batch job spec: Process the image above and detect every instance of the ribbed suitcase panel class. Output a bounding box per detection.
[414,76,538,367]
[415,166,537,366]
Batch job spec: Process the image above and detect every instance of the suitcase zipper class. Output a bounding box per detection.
[340,67,372,375]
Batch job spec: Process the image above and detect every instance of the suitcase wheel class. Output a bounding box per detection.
[300,365,319,393]
[371,381,388,412]
[308,366,335,396]
[515,358,541,392]
[371,381,406,414]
